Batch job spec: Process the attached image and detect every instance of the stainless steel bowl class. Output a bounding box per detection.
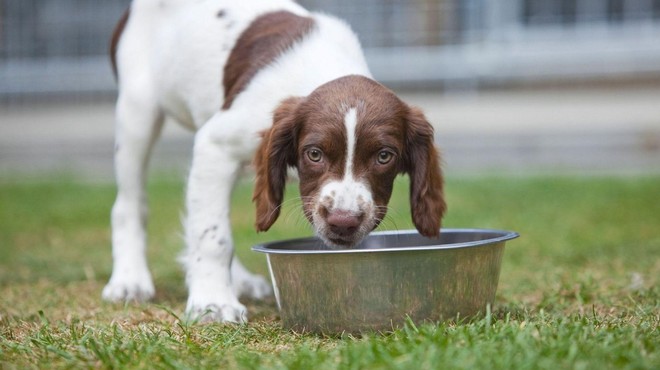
[252,228,519,334]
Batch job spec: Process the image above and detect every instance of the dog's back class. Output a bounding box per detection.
[112,0,369,132]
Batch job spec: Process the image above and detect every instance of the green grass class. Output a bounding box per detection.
[1,175,658,369]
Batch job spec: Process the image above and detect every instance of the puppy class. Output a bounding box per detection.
[103,0,446,323]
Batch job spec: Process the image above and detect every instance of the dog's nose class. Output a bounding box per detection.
[327,210,362,236]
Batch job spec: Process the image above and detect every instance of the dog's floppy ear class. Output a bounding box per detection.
[402,106,446,238]
[253,97,304,232]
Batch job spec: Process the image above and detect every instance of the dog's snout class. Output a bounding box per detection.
[326,210,362,236]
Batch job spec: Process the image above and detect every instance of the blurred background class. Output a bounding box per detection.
[1,0,660,179]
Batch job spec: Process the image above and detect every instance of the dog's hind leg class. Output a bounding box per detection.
[231,257,272,300]
[103,90,164,303]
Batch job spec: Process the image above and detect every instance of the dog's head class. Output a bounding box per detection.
[253,75,446,248]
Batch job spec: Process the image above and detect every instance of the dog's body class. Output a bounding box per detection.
[105,0,445,323]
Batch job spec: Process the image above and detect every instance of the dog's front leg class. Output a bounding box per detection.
[181,122,247,323]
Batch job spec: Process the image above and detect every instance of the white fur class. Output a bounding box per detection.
[104,0,372,323]
[344,108,358,181]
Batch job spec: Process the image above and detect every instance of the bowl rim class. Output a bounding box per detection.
[252,228,519,255]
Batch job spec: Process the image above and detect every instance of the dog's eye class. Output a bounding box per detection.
[307,148,323,163]
[377,150,394,165]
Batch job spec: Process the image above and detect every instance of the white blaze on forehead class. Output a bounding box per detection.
[316,107,373,213]
[343,108,358,180]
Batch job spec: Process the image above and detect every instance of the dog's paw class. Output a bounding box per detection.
[186,302,248,324]
[102,274,155,303]
[233,273,273,300]
[231,261,273,299]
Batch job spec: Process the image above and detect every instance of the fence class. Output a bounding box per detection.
[1,0,660,97]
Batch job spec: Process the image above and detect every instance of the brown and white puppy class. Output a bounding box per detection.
[254,76,445,247]
[104,0,445,323]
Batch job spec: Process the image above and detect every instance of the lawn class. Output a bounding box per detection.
[0,174,658,369]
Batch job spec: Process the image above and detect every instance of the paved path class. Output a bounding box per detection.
[1,86,659,180]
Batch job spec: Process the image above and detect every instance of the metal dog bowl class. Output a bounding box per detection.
[252,228,519,333]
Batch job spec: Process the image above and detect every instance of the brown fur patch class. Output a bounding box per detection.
[222,11,315,110]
